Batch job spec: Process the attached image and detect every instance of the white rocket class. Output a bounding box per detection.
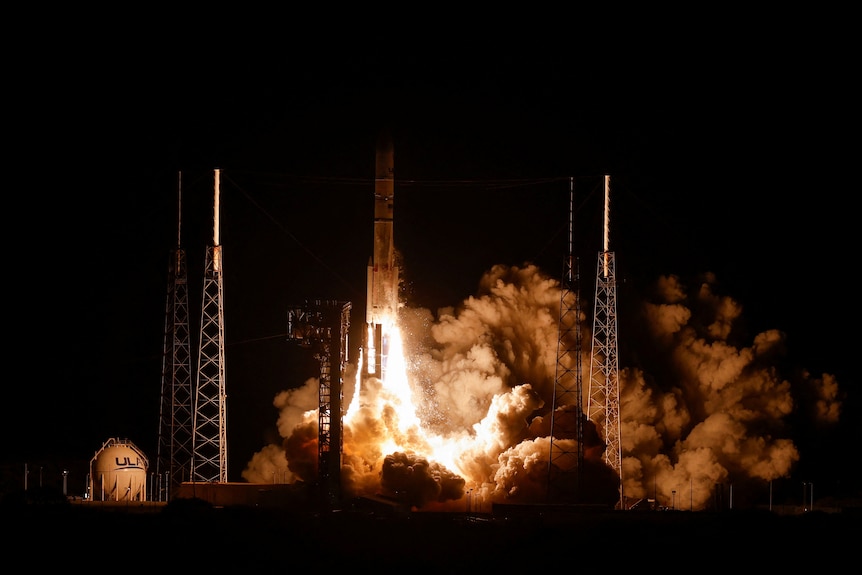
[365,132,398,377]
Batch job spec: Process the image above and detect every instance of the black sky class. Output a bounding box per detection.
[4,35,858,494]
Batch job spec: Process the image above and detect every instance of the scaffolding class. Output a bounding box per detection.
[287,299,352,509]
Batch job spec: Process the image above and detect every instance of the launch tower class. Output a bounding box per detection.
[156,172,194,499]
[192,169,228,483]
[547,177,585,502]
[587,175,622,507]
[287,299,352,509]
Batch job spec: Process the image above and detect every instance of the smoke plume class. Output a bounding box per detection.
[243,265,842,511]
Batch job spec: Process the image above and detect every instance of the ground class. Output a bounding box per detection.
[2,497,857,571]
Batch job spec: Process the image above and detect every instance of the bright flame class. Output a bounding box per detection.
[365,324,376,375]
[342,307,549,511]
[347,313,437,466]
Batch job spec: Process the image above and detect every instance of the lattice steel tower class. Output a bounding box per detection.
[587,175,622,508]
[547,177,585,503]
[287,299,352,510]
[192,169,228,483]
[156,172,194,500]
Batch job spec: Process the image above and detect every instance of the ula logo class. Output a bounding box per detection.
[115,457,143,468]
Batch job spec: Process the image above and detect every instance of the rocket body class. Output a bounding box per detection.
[365,134,398,377]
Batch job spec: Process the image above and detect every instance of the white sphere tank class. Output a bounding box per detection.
[89,438,149,501]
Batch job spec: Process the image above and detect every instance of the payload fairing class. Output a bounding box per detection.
[365,134,398,378]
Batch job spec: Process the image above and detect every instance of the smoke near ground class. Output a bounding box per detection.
[243,265,842,511]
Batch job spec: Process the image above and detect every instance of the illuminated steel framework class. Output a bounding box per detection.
[587,175,622,507]
[287,299,352,509]
[548,177,585,502]
[192,169,228,483]
[156,172,194,500]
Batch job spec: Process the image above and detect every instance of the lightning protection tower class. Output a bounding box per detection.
[287,299,352,510]
[192,169,228,483]
[587,175,622,508]
[547,176,585,503]
[156,172,194,500]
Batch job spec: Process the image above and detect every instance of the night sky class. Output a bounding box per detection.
[4,35,857,500]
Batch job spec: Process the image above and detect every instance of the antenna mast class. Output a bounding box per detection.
[192,168,228,483]
[548,177,585,502]
[587,174,623,508]
[156,171,193,500]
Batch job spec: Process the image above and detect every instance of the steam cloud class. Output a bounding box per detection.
[243,264,842,511]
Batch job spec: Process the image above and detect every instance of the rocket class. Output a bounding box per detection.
[365,132,398,378]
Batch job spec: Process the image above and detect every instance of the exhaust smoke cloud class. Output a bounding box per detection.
[243,264,842,511]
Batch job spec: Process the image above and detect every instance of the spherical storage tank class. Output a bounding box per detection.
[89,437,149,501]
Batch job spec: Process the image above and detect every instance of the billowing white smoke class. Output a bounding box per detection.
[243,265,842,511]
